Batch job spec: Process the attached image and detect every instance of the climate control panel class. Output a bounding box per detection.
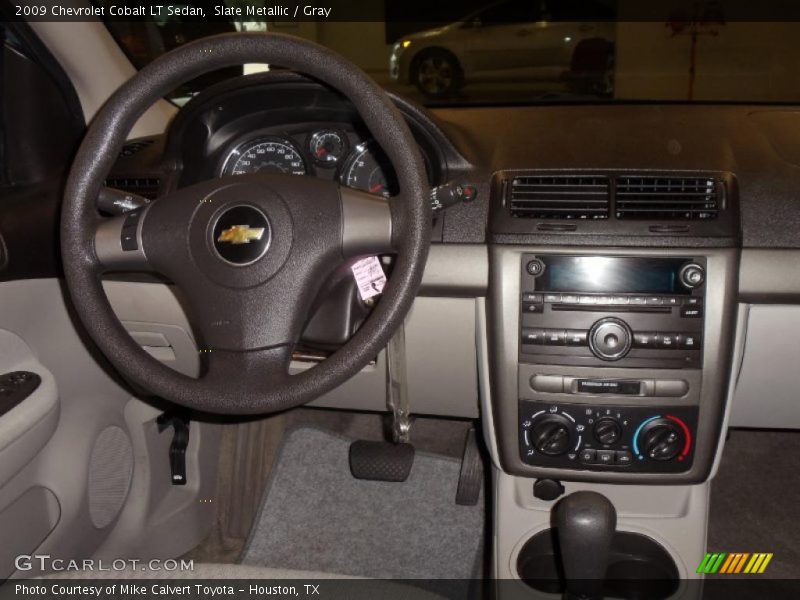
[519,400,697,473]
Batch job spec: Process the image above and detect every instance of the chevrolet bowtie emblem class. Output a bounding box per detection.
[217,224,266,244]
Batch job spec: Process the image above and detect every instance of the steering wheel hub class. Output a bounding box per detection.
[212,205,272,266]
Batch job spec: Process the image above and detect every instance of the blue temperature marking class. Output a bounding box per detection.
[632,415,661,457]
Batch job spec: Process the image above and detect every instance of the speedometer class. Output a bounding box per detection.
[340,142,396,198]
[222,137,307,177]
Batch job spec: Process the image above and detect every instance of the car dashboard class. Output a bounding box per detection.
[104,72,800,488]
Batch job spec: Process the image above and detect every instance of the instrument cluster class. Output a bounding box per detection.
[219,126,399,198]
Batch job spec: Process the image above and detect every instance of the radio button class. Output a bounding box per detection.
[680,305,704,318]
[615,451,633,466]
[630,296,648,305]
[596,450,615,465]
[679,334,701,350]
[522,292,543,303]
[544,329,567,346]
[654,379,690,397]
[646,296,664,305]
[562,294,580,304]
[611,296,629,305]
[684,297,703,305]
[596,296,613,305]
[522,302,544,314]
[565,330,588,346]
[530,375,564,393]
[664,296,681,306]
[522,328,546,345]
[579,295,597,305]
[656,333,678,349]
[544,294,562,303]
[633,331,658,348]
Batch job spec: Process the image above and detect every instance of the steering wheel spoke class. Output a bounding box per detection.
[202,344,293,394]
[93,208,152,272]
[340,186,394,258]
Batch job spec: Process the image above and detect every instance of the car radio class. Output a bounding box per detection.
[519,255,705,369]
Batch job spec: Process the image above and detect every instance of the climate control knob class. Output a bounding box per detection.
[593,418,622,446]
[639,418,685,461]
[530,415,573,456]
[589,318,632,361]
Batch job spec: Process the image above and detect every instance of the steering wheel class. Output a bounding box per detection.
[61,34,431,415]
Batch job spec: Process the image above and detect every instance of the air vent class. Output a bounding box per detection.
[105,177,161,200]
[615,176,720,220]
[508,175,610,219]
[119,140,154,158]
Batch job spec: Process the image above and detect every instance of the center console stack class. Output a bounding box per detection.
[488,170,740,484]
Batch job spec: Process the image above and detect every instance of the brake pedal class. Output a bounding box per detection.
[349,440,415,482]
[456,427,484,506]
[349,323,416,481]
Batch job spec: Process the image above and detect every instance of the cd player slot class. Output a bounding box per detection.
[551,305,671,314]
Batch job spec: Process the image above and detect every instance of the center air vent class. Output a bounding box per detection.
[615,176,720,220]
[508,175,610,219]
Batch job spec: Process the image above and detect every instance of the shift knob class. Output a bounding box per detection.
[555,491,617,600]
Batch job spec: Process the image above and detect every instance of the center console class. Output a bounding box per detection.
[485,171,740,591]
[487,171,740,486]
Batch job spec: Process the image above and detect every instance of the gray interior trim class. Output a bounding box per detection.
[709,304,750,479]
[739,249,800,302]
[419,243,488,297]
[728,304,800,429]
[0,487,61,580]
[476,297,502,470]
[307,297,480,418]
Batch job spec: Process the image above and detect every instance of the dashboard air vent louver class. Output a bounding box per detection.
[105,177,161,200]
[508,175,610,219]
[615,176,720,220]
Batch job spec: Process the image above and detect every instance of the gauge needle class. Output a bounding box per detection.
[316,148,327,158]
[369,184,384,194]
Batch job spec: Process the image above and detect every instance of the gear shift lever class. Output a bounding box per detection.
[555,491,617,600]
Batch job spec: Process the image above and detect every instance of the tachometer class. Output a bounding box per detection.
[340,142,396,198]
[222,137,307,177]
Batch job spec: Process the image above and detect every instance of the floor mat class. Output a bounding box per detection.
[241,426,485,582]
[708,429,800,578]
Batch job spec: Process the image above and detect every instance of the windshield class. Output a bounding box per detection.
[100,0,800,106]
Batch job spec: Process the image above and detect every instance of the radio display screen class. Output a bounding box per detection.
[539,256,690,295]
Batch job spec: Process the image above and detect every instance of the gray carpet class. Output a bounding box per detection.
[242,426,485,581]
[708,429,800,579]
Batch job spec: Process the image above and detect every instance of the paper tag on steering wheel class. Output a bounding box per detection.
[351,256,387,301]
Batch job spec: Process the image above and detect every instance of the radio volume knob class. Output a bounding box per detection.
[589,318,632,361]
[679,263,705,288]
